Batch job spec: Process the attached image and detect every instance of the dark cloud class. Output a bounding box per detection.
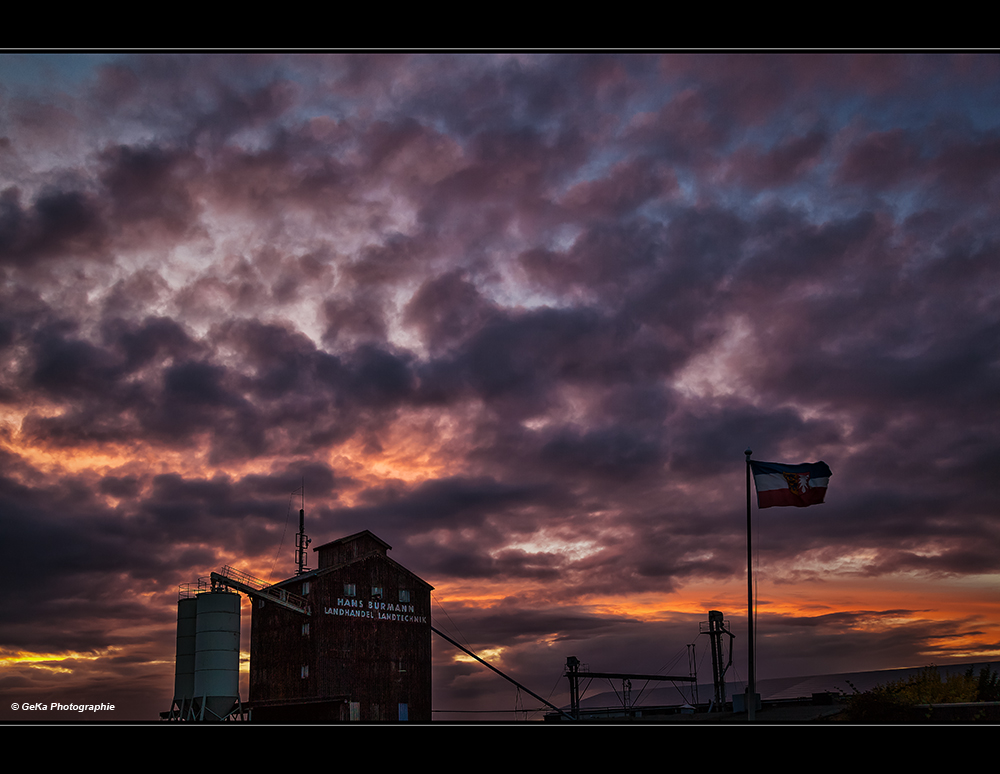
[837,128,923,189]
[0,186,108,266]
[727,130,828,188]
[98,144,202,239]
[404,270,494,353]
[332,475,543,535]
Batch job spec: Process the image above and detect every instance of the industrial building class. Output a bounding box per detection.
[249,530,433,722]
[166,528,433,722]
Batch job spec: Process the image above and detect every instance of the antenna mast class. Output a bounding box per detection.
[295,480,311,575]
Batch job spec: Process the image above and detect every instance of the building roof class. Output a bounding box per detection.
[312,529,391,554]
[269,530,433,591]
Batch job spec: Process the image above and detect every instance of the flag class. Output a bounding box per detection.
[749,460,832,508]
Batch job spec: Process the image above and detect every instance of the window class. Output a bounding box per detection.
[371,586,382,598]
[301,665,309,678]
[343,583,356,596]
[301,581,310,595]
[399,589,410,603]
[302,623,310,636]
[398,703,408,722]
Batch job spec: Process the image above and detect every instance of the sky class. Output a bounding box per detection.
[1,52,999,722]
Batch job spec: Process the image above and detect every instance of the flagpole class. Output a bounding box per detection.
[745,447,756,721]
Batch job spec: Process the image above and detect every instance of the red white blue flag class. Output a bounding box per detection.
[749,460,832,508]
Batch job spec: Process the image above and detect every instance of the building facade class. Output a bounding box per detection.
[249,530,433,722]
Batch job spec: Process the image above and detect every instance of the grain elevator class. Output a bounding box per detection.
[166,527,432,722]
[249,530,433,722]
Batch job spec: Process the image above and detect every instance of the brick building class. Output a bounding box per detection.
[248,530,433,722]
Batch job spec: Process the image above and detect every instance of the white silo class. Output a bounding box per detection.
[192,590,241,720]
[171,596,198,716]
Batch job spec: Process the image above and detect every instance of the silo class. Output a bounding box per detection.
[172,596,198,716]
[193,590,241,720]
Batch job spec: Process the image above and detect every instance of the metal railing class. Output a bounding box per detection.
[210,566,311,616]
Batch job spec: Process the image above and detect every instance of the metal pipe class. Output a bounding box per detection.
[431,626,575,721]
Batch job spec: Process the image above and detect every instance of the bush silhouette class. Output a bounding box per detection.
[843,665,998,722]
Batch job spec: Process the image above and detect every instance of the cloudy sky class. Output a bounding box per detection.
[2,52,999,722]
